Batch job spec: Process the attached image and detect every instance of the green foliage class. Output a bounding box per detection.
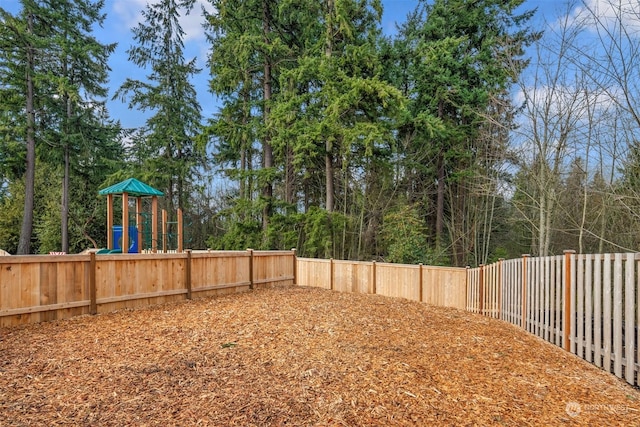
[381,204,428,264]
[264,210,302,250]
[0,0,122,253]
[0,180,23,254]
[114,0,203,214]
[487,247,508,265]
[301,206,334,258]
[207,219,262,251]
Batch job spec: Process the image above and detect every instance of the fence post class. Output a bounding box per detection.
[177,208,184,253]
[248,249,254,289]
[564,250,575,352]
[291,248,297,285]
[498,259,504,320]
[89,252,97,315]
[465,266,470,312]
[521,254,529,329]
[330,258,334,291]
[419,263,424,303]
[162,209,168,253]
[372,261,377,295]
[479,264,485,316]
[185,249,192,300]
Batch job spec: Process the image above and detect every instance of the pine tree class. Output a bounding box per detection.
[0,1,52,254]
[115,0,203,215]
[43,0,116,252]
[390,0,538,265]
[270,0,404,257]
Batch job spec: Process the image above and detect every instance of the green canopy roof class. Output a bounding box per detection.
[98,178,164,197]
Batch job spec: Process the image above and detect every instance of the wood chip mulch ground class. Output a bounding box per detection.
[1,286,639,426]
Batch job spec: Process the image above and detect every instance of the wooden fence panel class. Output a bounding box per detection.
[467,267,479,313]
[484,263,499,318]
[190,252,251,297]
[502,258,522,326]
[95,254,187,312]
[296,258,332,289]
[467,251,639,387]
[376,263,420,301]
[253,251,295,288]
[0,255,90,326]
[422,266,466,309]
[333,261,372,294]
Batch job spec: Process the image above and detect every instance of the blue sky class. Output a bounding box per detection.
[0,0,560,129]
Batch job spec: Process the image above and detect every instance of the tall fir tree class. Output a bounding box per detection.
[42,0,116,252]
[0,1,46,254]
[390,0,538,265]
[1,0,121,254]
[115,0,203,216]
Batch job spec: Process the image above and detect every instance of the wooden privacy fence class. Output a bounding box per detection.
[296,258,467,309]
[467,251,640,388]
[5,248,638,387]
[0,250,295,327]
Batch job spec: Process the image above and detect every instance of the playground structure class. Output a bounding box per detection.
[98,178,184,253]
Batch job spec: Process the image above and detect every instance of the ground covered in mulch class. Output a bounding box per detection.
[1,286,639,426]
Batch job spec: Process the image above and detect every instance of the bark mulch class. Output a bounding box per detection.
[1,286,638,426]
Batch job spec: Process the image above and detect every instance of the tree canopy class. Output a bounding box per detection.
[1,0,640,264]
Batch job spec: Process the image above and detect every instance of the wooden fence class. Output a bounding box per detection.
[467,251,640,388]
[4,248,637,388]
[296,258,467,309]
[0,250,295,327]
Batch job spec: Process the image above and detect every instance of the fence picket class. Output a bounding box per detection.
[594,254,602,368]
[577,254,585,359]
[624,253,635,384]
[613,254,623,378]
[532,257,540,336]
[555,257,562,347]
[568,251,576,353]
[603,253,612,373]
[585,255,593,363]
[544,256,550,341]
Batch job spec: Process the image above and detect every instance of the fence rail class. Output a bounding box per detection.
[467,251,640,388]
[0,250,295,327]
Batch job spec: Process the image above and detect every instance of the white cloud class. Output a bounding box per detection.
[573,0,640,35]
[112,0,215,42]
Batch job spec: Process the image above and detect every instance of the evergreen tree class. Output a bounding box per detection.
[1,0,121,254]
[0,1,45,254]
[270,0,404,257]
[42,0,116,252]
[115,0,203,215]
[390,0,538,265]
